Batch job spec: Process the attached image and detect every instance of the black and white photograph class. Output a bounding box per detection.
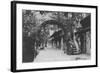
[11,1,97,72]
[22,10,91,63]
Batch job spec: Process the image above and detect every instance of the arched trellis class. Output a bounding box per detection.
[40,20,65,41]
[39,20,65,50]
[40,20,64,30]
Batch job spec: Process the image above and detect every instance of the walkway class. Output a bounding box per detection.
[34,45,90,62]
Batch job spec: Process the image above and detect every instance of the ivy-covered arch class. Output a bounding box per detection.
[40,20,64,30]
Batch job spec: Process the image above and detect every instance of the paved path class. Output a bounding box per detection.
[34,45,90,62]
[34,48,69,62]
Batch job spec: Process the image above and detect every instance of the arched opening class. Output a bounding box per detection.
[39,20,64,50]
